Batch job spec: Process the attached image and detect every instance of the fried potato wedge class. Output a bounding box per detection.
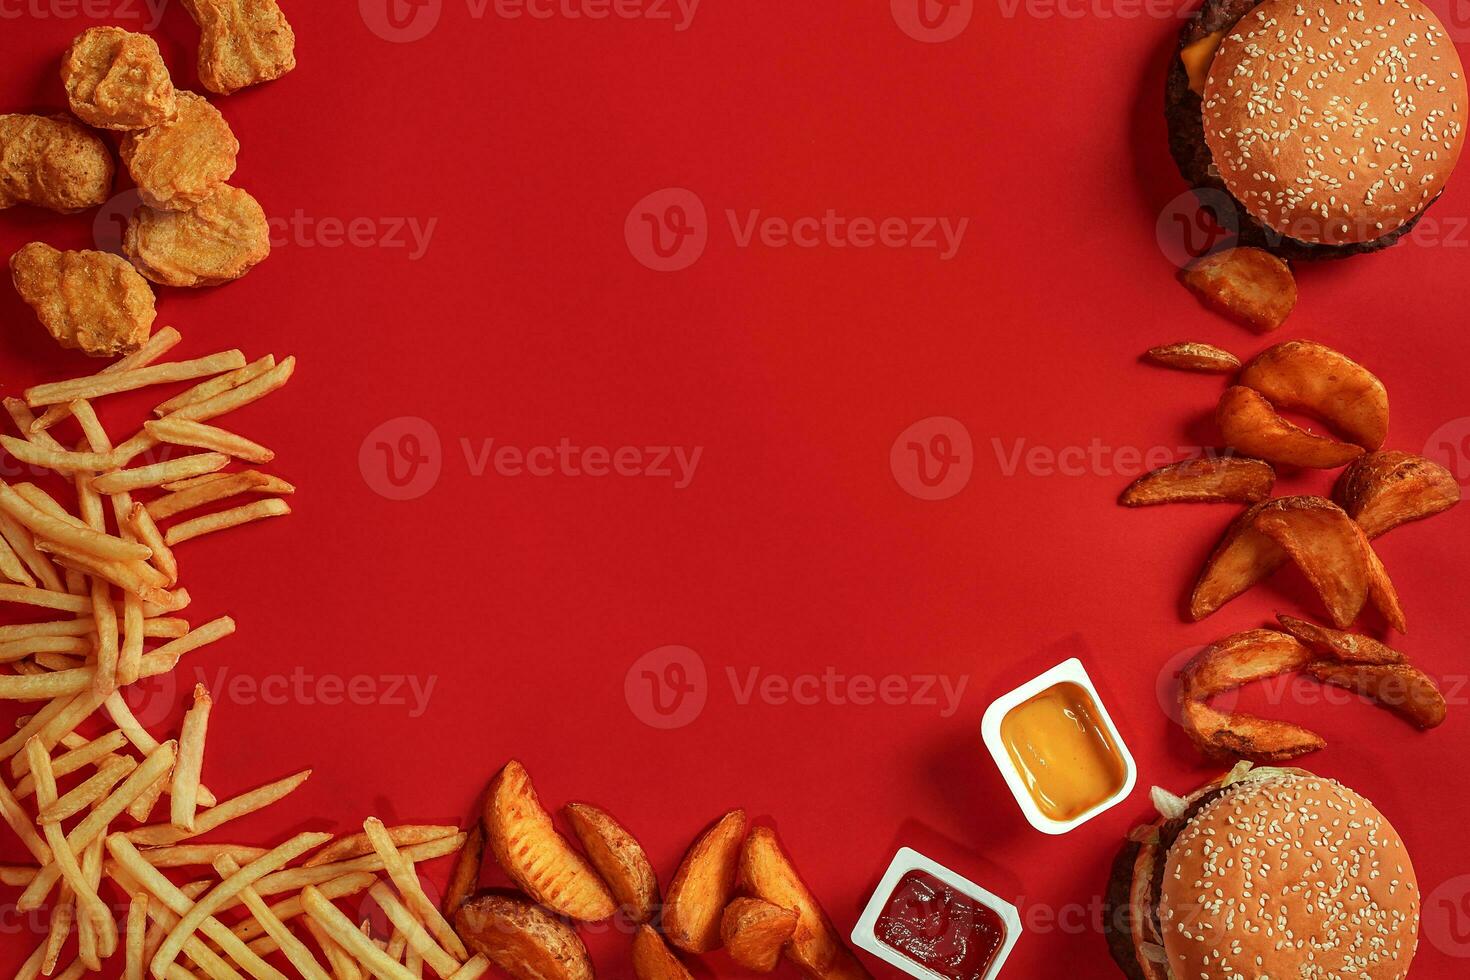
[1335,450,1460,538]
[1143,342,1240,373]
[1309,662,1447,730]
[1120,456,1273,506]
[1354,523,1407,632]
[483,761,616,922]
[1216,386,1363,469]
[454,892,593,980]
[1180,697,1326,762]
[1252,497,1370,629]
[631,925,694,980]
[564,803,659,924]
[722,898,798,973]
[1276,616,1405,665]
[1239,341,1389,450]
[738,826,870,979]
[1189,501,1288,620]
[1181,247,1296,332]
[663,809,746,953]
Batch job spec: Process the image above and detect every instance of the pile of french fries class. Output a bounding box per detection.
[0,335,485,979]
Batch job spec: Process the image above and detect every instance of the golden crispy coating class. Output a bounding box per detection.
[182,0,297,95]
[120,91,238,212]
[124,184,271,287]
[10,243,156,357]
[0,114,114,213]
[62,27,177,131]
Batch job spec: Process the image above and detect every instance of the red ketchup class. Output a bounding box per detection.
[873,870,1006,980]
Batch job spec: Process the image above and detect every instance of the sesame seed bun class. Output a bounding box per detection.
[1202,0,1467,247]
[1158,773,1420,979]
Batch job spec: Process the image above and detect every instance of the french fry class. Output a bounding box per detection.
[148,472,281,521]
[0,635,91,663]
[447,955,491,980]
[364,817,470,960]
[0,482,152,561]
[120,593,145,685]
[27,737,116,966]
[245,834,464,904]
[25,350,248,407]
[125,893,149,980]
[146,418,275,464]
[104,692,217,808]
[152,832,330,979]
[165,498,291,546]
[43,887,74,974]
[216,854,333,980]
[172,684,213,831]
[303,915,363,980]
[126,767,310,846]
[155,355,276,417]
[0,768,52,863]
[0,435,126,473]
[94,453,230,495]
[235,872,378,947]
[30,327,183,431]
[143,844,268,867]
[164,471,295,494]
[0,648,177,699]
[0,695,70,760]
[92,576,120,695]
[306,824,461,867]
[442,822,484,916]
[367,881,460,978]
[1,864,39,886]
[4,396,67,448]
[10,688,106,777]
[0,529,36,586]
[304,885,417,980]
[40,754,137,823]
[106,835,269,980]
[19,741,176,910]
[0,583,91,613]
[35,540,172,605]
[127,503,178,586]
[13,730,131,798]
[77,833,106,968]
[0,512,65,592]
[166,356,295,423]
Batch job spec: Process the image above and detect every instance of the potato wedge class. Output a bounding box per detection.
[738,826,868,979]
[1276,616,1405,665]
[663,809,746,953]
[1181,247,1296,332]
[1189,501,1288,621]
[631,925,694,980]
[1252,497,1370,629]
[1216,386,1363,469]
[444,822,485,916]
[1177,629,1325,762]
[564,803,659,924]
[1119,456,1273,506]
[1309,662,1447,730]
[454,892,593,980]
[1335,450,1460,538]
[722,898,798,973]
[1355,522,1406,632]
[1143,342,1240,373]
[483,761,615,921]
[1239,341,1389,450]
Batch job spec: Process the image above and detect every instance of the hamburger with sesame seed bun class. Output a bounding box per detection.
[1164,0,1467,259]
[1104,765,1420,980]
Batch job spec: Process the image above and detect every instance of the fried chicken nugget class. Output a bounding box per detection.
[10,243,156,356]
[120,91,238,212]
[0,114,114,213]
[182,0,297,95]
[62,27,177,131]
[124,184,270,287]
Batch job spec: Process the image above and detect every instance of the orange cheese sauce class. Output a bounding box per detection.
[999,682,1126,822]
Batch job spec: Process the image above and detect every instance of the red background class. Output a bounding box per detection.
[4,1,1470,977]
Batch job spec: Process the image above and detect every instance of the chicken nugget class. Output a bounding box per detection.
[120,91,237,211]
[0,114,114,213]
[182,0,297,95]
[63,27,177,131]
[124,184,270,287]
[10,243,156,356]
